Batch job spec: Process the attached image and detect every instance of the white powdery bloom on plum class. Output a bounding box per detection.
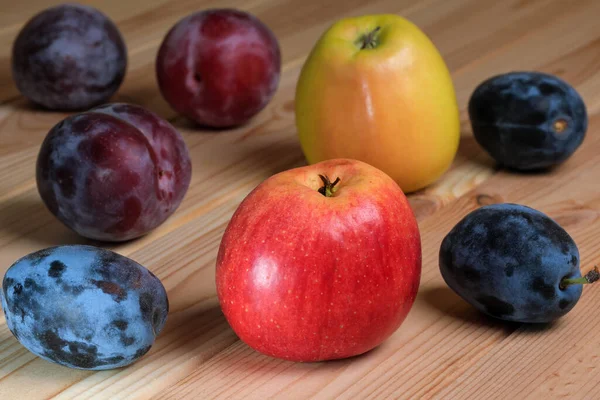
[36,103,192,242]
[12,3,127,110]
[1,245,168,370]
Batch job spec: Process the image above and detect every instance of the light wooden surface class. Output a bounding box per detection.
[1,0,600,398]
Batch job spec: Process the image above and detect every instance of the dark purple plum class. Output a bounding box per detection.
[1,245,168,370]
[439,203,595,323]
[36,103,192,242]
[12,4,127,110]
[469,72,587,170]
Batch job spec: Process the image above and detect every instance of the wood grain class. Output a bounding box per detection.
[0,0,599,398]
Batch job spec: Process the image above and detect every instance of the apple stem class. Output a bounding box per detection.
[318,175,341,197]
[560,266,600,289]
[360,26,381,50]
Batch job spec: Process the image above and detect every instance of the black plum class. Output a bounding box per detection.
[12,4,127,110]
[1,245,168,370]
[439,203,587,323]
[469,72,587,170]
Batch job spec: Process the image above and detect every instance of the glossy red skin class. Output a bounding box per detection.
[36,103,192,242]
[216,159,421,361]
[156,9,281,128]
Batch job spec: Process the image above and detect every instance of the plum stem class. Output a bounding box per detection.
[560,266,600,289]
[318,175,340,197]
[359,26,381,50]
[553,118,568,134]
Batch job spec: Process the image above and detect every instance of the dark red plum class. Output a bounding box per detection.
[469,72,587,170]
[156,8,281,128]
[1,245,168,370]
[439,203,597,323]
[12,4,127,110]
[36,103,192,242]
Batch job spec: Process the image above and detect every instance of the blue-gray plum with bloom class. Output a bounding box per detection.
[1,245,168,370]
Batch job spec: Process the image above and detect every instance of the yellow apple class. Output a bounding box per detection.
[295,14,460,193]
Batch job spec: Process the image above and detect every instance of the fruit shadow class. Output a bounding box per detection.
[0,57,20,106]
[171,319,387,387]
[8,97,129,114]
[160,293,388,380]
[4,87,147,114]
[455,134,567,176]
[170,115,256,134]
[0,194,96,250]
[7,97,53,112]
[420,285,557,335]
[502,164,564,176]
[0,329,92,387]
[454,134,496,169]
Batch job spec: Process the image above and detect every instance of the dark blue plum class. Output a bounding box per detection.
[468,72,587,170]
[439,203,582,323]
[1,245,168,370]
[12,4,127,110]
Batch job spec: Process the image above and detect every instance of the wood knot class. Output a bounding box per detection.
[552,208,598,229]
[475,193,503,206]
[408,195,442,220]
[283,100,295,113]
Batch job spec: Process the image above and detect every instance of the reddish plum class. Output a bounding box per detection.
[36,103,192,241]
[156,9,281,128]
[12,4,127,111]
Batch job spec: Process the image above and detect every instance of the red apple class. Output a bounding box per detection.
[216,159,421,361]
[155,8,281,128]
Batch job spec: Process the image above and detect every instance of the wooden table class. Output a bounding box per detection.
[1,0,600,398]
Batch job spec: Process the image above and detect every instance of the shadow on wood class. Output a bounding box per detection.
[419,285,520,335]
[0,57,20,106]
[455,134,496,169]
[154,310,393,398]
[0,191,91,249]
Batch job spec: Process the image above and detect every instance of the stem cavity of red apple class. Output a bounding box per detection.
[359,26,381,50]
[560,265,600,289]
[318,175,341,197]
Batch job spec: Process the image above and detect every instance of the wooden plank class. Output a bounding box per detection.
[0,0,599,398]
